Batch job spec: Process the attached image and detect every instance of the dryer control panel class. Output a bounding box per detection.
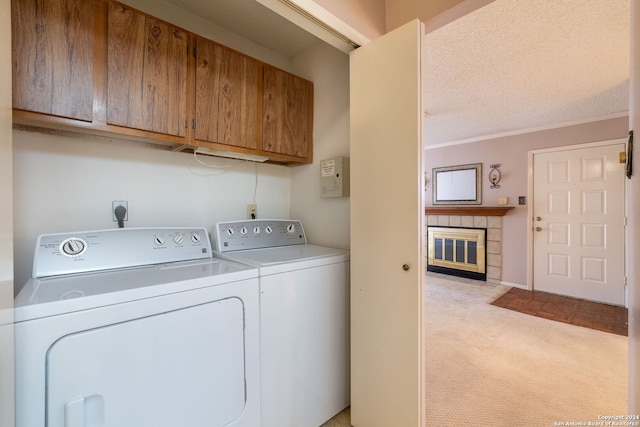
[213,220,307,252]
[33,227,212,278]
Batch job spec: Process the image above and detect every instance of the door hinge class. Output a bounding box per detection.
[624,216,628,226]
[624,276,628,286]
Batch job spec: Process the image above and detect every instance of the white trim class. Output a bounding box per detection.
[423,0,495,34]
[424,112,629,150]
[526,152,534,291]
[255,0,369,53]
[528,137,627,155]
[500,280,527,289]
[284,0,370,46]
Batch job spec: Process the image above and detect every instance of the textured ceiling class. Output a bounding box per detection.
[423,0,630,146]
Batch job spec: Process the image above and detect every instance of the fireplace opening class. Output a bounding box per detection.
[427,226,487,281]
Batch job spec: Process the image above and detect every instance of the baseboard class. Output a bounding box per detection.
[500,280,528,290]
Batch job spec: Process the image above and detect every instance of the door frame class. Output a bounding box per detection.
[527,138,628,305]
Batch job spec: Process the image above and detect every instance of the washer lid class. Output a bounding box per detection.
[14,258,258,322]
[215,244,349,276]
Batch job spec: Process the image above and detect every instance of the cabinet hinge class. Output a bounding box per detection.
[193,47,197,58]
[192,119,196,129]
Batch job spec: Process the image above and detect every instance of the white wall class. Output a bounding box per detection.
[289,43,351,250]
[13,131,291,293]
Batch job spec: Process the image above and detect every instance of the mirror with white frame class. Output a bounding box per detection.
[432,163,482,205]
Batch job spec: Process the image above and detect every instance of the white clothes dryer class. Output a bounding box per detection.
[212,220,350,427]
[14,227,260,427]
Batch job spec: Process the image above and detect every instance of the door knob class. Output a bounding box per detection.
[535,227,542,232]
[402,264,410,271]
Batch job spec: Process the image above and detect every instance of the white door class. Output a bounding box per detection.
[350,20,424,427]
[533,142,626,305]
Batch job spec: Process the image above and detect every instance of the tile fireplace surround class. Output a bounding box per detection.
[425,207,514,283]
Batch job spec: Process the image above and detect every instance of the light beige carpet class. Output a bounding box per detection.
[425,273,628,426]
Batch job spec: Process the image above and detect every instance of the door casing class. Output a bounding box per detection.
[527,139,627,306]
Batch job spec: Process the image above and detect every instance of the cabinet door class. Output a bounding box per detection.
[262,65,312,158]
[195,38,259,149]
[12,0,94,122]
[107,2,187,137]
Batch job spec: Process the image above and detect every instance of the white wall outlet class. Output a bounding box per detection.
[247,204,257,219]
[112,200,128,222]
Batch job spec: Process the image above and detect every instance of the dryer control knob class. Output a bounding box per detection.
[226,228,235,236]
[60,238,86,256]
[173,235,184,245]
[191,232,202,243]
[265,226,273,234]
[253,226,261,234]
[154,236,165,246]
[286,224,296,234]
[240,226,248,235]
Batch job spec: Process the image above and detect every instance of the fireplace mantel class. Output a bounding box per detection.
[425,206,515,216]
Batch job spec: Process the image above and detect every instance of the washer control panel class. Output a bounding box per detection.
[213,220,306,252]
[33,227,211,278]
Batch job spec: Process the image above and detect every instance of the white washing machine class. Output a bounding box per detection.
[212,220,350,427]
[14,227,260,427]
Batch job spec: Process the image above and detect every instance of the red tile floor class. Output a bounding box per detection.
[491,287,628,336]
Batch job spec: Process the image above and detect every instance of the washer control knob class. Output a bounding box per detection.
[61,238,86,256]
[240,226,248,235]
[191,232,202,243]
[253,226,261,234]
[173,235,184,245]
[226,228,235,236]
[286,223,296,234]
[265,226,273,234]
[154,236,165,246]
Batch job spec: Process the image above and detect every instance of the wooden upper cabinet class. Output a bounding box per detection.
[11,0,313,164]
[194,37,259,149]
[11,0,94,122]
[106,2,188,137]
[262,65,313,159]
